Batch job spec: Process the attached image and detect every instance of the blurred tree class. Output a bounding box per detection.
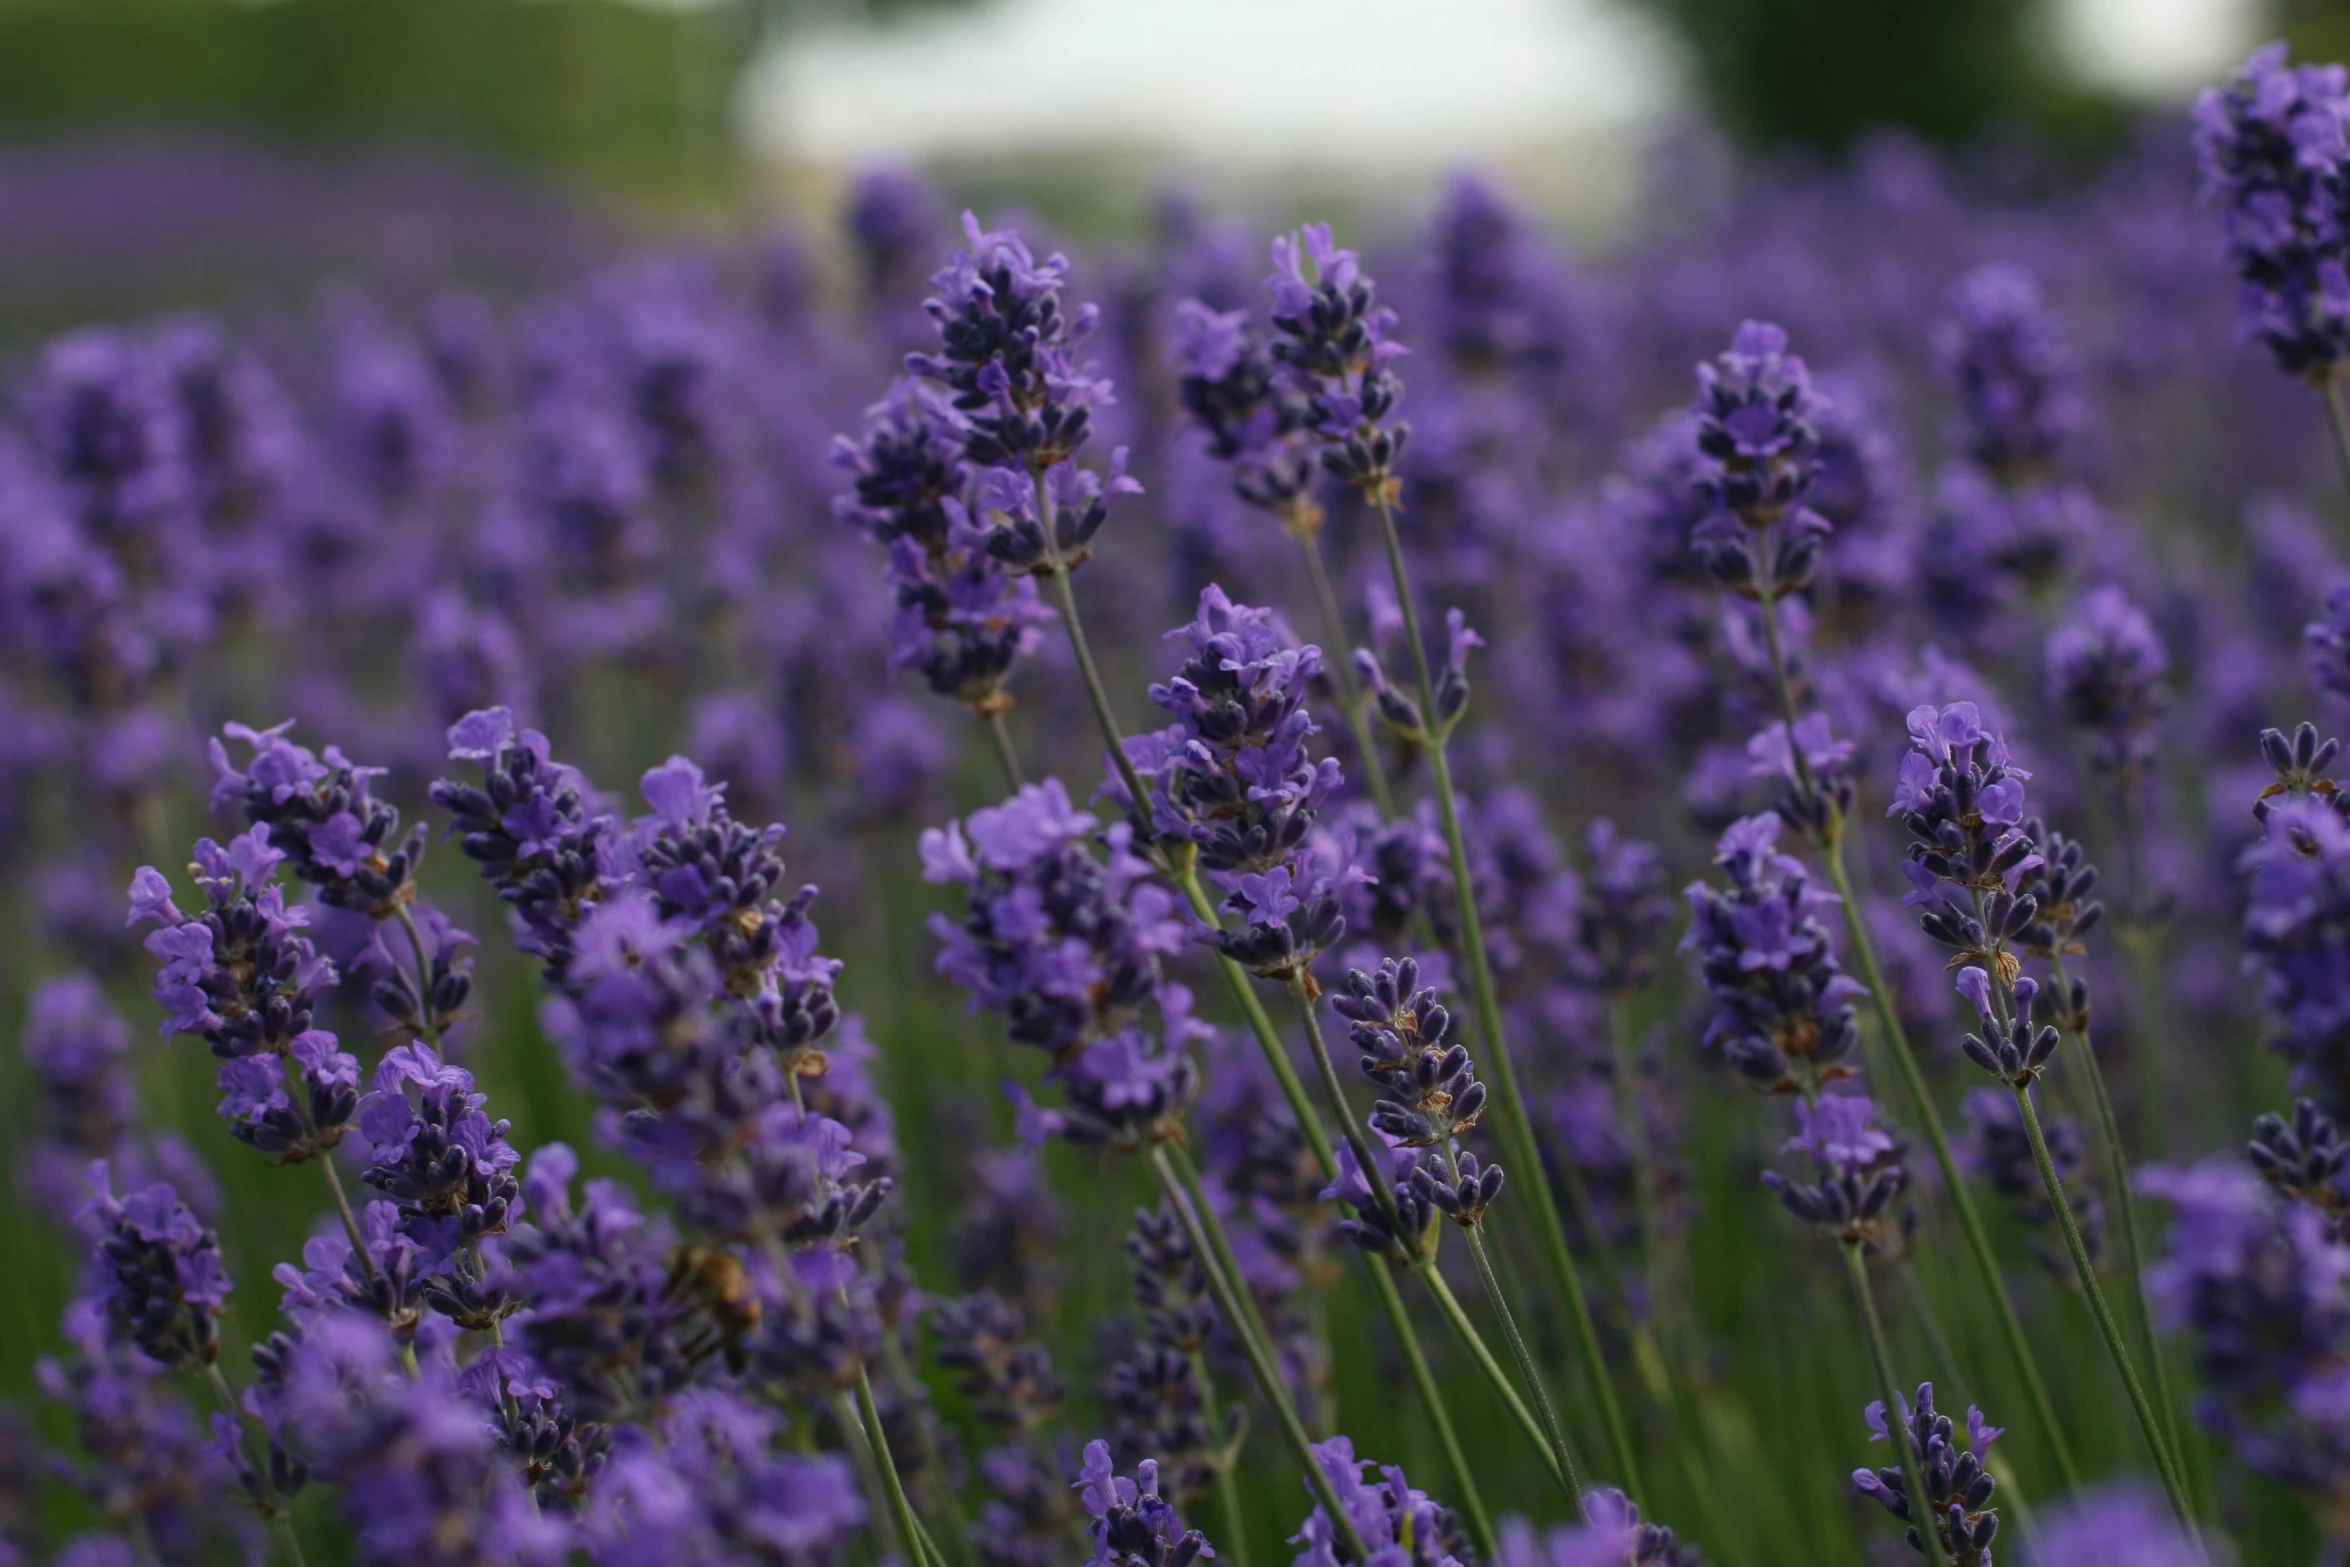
[1631,0,2068,150]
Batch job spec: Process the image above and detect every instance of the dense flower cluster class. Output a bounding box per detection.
[24,60,2350,1566]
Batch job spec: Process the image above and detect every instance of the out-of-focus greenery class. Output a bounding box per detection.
[1630,0,2074,151]
[0,0,747,205]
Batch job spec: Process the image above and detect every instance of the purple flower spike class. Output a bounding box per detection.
[81,1162,230,1370]
[1851,1383,2001,1566]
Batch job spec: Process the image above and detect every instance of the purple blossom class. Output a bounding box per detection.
[1851,1384,2002,1566]
[1076,1439,1214,1567]
[1290,1437,1467,1567]
[2047,586,2169,777]
[1265,224,1410,498]
[80,1162,230,1370]
[1934,263,2082,483]
[580,1391,863,1567]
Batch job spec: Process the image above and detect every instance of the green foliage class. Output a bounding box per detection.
[1632,0,2066,151]
[0,0,748,203]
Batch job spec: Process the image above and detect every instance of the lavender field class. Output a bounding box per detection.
[9,41,2350,1567]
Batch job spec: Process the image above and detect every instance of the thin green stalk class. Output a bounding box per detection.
[1191,1349,1254,1567]
[1446,1153,1583,1511]
[880,1334,984,1567]
[1163,1138,1311,1414]
[834,1387,915,1567]
[316,1157,378,1286]
[1821,846,2084,1492]
[394,902,443,1048]
[984,709,1027,791]
[855,1365,944,1567]
[1363,1260,1496,1557]
[1296,528,1396,817]
[1148,1145,1371,1563]
[1841,1245,1951,1567]
[2010,1085,2200,1541]
[2047,954,2192,1503]
[1365,486,1642,1500]
[1415,1258,1583,1507]
[201,1362,309,1567]
[1607,999,1663,1314]
[1286,971,1399,1225]
[2325,380,2350,517]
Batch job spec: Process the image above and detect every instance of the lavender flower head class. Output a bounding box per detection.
[1291,1437,1466,1567]
[1687,322,1831,600]
[210,720,426,920]
[2193,44,2350,382]
[924,781,1201,1148]
[127,826,361,1161]
[1265,224,1410,500]
[1170,299,1321,530]
[2239,796,2350,1111]
[431,707,614,984]
[1680,813,1864,1096]
[1852,1384,2002,1566]
[1075,1439,1214,1567]
[2047,586,2169,779]
[2139,1158,2350,1495]
[1761,1094,1908,1247]
[81,1162,230,1370]
[2025,1485,2211,1567]
[832,378,1050,715]
[1887,702,2046,980]
[1934,263,2082,483]
[1955,966,2059,1087]
[358,1043,522,1275]
[580,1390,864,1567]
[1496,1490,1703,1567]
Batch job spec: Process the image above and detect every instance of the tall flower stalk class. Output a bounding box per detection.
[1268,220,1643,1499]
[1893,703,2198,1535]
[1679,320,2085,1493]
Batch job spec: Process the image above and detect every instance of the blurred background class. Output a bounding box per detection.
[0,0,2340,339]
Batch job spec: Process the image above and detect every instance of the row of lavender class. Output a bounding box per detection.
[9,39,2350,1567]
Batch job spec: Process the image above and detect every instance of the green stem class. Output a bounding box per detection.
[855,1365,942,1567]
[984,709,1027,791]
[1163,1139,1308,1413]
[1296,527,1396,817]
[1365,1260,1496,1556]
[1192,1348,1253,1567]
[1414,1259,1581,1507]
[1043,557,1152,817]
[2048,954,2193,1505]
[1447,1156,1584,1511]
[834,1387,914,1567]
[2325,379,2350,519]
[1841,1245,1951,1567]
[1607,999,1664,1318]
[1148,1146,1370,1564]
[1821,846,2085,1492]
[2010,1084,2200,1541]
[202,1363,309,1567]
[317,1156,378,1289]
[393,903,443,1048]
[1366,486,1641,1500]
[1286,971,1398,1227]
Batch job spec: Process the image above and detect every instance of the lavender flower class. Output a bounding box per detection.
[2193,45,2350,382]
[1761,1095,1908,1247]
[127,826,361,1161]
[1171,299,1321,530]
[2047,586,2169,779]
[1934,263,2082,484]
[1332,958,1494,1154]
[833,378,1050,714]
[1265,225,1410,500]
[1291,1437,1467,1567]
[2139,1159,2350,1499]
[1954,967,2062,1086]
[1075,1439,1214,1567]
[2240,796,2350,1111]
[277,1313,565,1566]
[1680,813,1864,1095]
[2025,1485,2208,1567]
[431,707,614,984]
[357,1042,522,1320]
[2255,722,2350,827]
[1687,322,1831,600]
[2249,1097,2350,1232]
[1495,1489,1703,1567]
[1852,1385,2002,1566]
[80,1163,230,1370]
[1559,821,1672,997]
[1887,702,2046,979]
[580,1391,864,1567]
[209,720,428,920]
[934,1292,1066,1433]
